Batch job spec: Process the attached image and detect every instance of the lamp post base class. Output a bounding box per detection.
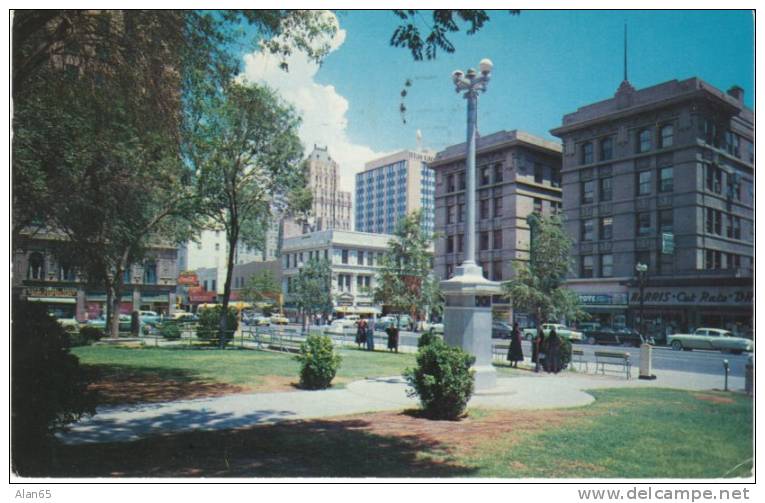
[441,264,502,391]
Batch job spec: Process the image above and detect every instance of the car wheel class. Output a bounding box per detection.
[587,336,596,345]
[671,340,683,351]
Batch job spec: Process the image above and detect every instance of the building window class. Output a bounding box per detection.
[211,279,216,292]
[143,261,157,284]
[445,263,454,279]
[533,198,543,214]
[636,213,652,236]
[581,180,595,204]
[551,168,561,188]
[27,252,45,280]
[458,172,466,190]
[447,174,455,192]
[581,142,594,164]
[705,249,722,270]
[446,205,455,224]
[728,215,741,239]
[493,229,503,249]
[357,251,364,264]
[637,170,652,196]
[341,249,349,264]
[706,164,723,194]
[706,209,722,235]
[727,253,741,270]
[601,254,613,277]
[600,136,614,161]
[493,197,503,217]
[600,217,613,240]
[60,262,76,281]
[492,261,503,281]
[659,210,673,234]
[637,128,652,153]
[458,204,465,223]
[581,219,595,241]
[551,201,562,215]
[446,235,454,253]
[480,231,489,251]
[480,199,490,219]
[534,163,544,184]
[481,166,491,185]
[214,243,220,251]
[203,280,208,291]
[581,256,594,278]
[600,177,613,202]
[457,234,464,253]
[659,124,674,148]
[659,166,674,192]
[494,163,503,183]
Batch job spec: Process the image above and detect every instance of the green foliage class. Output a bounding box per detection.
[294,334,342,390]
[404,338,475,420]
[159,322,182,340]
[503,214,588,324]
[12,301,94,475]
[559,338,572,368]
[417,330,439,349]
[197,306,238,345]
[69,326,104,347]
[292,258,334,322]
[374,210,439,325]
[241,269,281,305]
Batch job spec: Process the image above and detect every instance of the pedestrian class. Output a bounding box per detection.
[386,324,399,353]
[547,327,561,374]
[355,318,367,348]
[366,317,376,351]
[532,326,545,372]
[506,321,524,368]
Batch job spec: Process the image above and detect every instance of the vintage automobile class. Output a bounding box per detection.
[139,310,162,327]
[270,314,290,325]
[323,318,357,335]
[583,326,652,347]
[86,314,134,332]
[492,321,512,339]
[522,323,584,342]
[667,328,754,354]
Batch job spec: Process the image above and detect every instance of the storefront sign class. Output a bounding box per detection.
[629,287,753,306]
[661,233,674,254]
[178,272,199,286]
[25,287,77,298]
[188,287,216,303]
[579,293,628,305]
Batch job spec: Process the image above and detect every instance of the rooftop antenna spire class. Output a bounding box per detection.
[623,22,628,82]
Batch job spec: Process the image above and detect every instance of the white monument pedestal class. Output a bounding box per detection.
[440,263,502,391]
[638,342,657,380]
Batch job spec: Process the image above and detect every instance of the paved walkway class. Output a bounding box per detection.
[57,366,745,445]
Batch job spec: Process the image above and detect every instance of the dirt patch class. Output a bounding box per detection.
[251,375,299,393]
[692,393,735,404]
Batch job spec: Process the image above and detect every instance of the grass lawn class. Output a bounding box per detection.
[72,345,523,405]
[46,388,752,478]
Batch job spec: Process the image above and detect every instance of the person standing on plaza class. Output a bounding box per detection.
[355,318,367,348]
[366,316,376,351]
[506,321,524,368]
[532,326,545,372]
[547,327,561,374]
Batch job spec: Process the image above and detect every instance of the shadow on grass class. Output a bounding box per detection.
[82,363,245,406]
[46,415,475,478]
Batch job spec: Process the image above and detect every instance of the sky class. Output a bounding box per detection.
[237,10,754,193]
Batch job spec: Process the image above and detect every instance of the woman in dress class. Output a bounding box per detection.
[506,321,524,368]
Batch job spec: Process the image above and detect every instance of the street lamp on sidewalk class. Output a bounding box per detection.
[440,59,501,390]
[635,262,656,380]
[635,262,648,336]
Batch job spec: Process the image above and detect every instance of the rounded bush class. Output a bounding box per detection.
[71,325,104,346]
[196,306,238,345]
[417,329,438,348]
[159,322,181,340]
[294,334,342,390]
[404,339,475,420]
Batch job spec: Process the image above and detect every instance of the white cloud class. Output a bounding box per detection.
[239,12,389,194]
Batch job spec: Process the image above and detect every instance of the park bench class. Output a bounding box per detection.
[571,348,588,372]
[492,343,510,360]
[594,350,631,379]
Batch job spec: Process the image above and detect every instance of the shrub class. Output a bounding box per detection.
[78,326,104,344]
[417,329,438,348]
[404,338,475,420]
[196,306,238,346]
[159,322,182,340]
[294,334,342,390]
[560,338,572,369]
[12,301,94,475]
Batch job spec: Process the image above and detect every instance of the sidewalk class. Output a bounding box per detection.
[57,366,745,445]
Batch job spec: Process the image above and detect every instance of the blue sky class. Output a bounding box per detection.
[239,10,753,191]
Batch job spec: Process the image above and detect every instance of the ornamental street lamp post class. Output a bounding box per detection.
[635,262,656,380]
[440,59,502,390]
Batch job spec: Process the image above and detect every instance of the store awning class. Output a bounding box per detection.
[27,296,76,304]
[335,306,381,315]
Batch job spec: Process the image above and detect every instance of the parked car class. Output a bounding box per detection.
[582,326,652,347]
[270,314,289,325]
[667,328,754,354]
[492,321,512,339]
[252,316,271,327]
[422,321,444,334]
[522,323,584,342]
[86,314,133,332]
[324,318,356,335]
[139,310,162,327]
[56,317,81,333]
[171,312,198,323]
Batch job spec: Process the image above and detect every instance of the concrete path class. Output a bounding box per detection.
[57,366,746,445]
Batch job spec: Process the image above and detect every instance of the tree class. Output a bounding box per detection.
[291,258,334,330]
[373,210,438,329]
[390,10,520,60]
[190,82,305,343]
[502,214,588,325]
[241,269,281,306]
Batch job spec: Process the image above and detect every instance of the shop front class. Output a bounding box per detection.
[23,286,79,319]
[577,292,629,329]
[84,292,134,320]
